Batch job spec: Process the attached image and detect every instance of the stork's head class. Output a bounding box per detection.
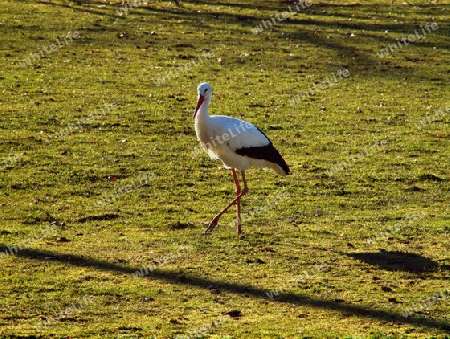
[193,82,212,119]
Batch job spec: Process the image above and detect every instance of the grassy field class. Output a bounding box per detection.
[1,0,450,338]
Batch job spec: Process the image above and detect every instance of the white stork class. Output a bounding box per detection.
[193,82,290,235]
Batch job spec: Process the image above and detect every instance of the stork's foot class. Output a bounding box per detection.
[237,223,242,235]
[202,216,220,235]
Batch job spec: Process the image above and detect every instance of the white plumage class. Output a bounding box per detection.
[193,82,290,235]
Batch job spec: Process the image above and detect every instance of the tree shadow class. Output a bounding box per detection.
[347,250,443,274]
[2,246,450,332]
[35,0,450,84]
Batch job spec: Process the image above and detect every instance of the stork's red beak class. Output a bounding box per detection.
[193,95,205,119]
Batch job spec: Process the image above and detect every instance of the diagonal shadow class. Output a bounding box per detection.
[3,246,450,332]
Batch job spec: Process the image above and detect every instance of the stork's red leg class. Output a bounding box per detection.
[236,171,249,234]
[202,169,248,235]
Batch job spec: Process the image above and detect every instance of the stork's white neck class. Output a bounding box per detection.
[195,95,213,144]
[196,96,212,121]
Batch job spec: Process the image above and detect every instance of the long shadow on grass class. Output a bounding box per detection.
[3,246,450,332]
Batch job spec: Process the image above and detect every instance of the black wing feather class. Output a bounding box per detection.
[236,141,290,175]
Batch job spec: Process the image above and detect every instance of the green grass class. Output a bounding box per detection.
[1,0,450,338]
